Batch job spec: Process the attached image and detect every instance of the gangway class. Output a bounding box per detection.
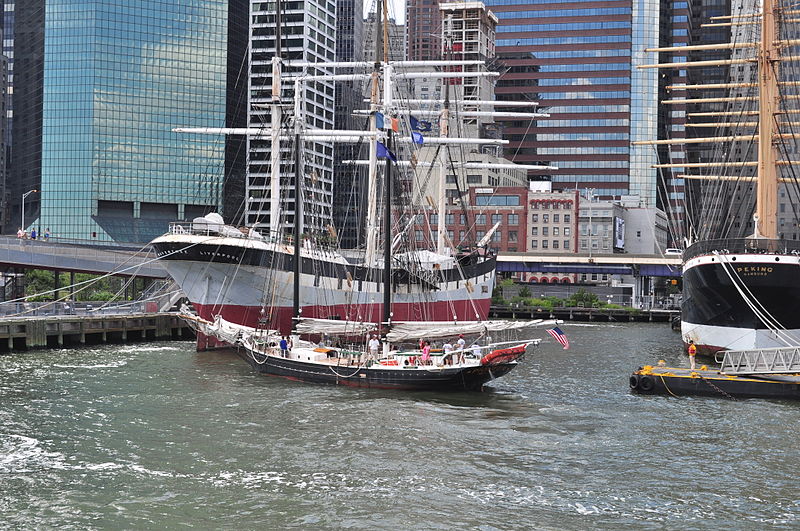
[718,346,800,375]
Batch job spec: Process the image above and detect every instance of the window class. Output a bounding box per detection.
[564,214,571,223]
[475,214,486,225]
[459,214,466,225]
[430,214,438,225]
[415,230,423,241]
[531,240,538,249]
[581,239,588,249]
[475,195,520,206]
[564,240,570,250]
[509,230,518,242]
[553,240,559,249]
[532,214,538,222]
[531,227,538,236]
[445,213,455,224]
[508,214,519,225]
[553,214,560,223]
[491,214,503,225]
[553,227,559,236]
[476,230,486,240]
[564,227,571,236]
[543,214,549,223]
[447,230,454,240]
[542,240,549,249]
[542,227,549,236]
[492,231,501,242]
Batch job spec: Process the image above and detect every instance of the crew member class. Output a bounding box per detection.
[688,340,697,370]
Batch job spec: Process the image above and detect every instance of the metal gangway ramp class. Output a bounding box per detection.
[718,346,800,375]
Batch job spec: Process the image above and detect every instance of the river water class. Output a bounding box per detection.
[1,323,798,529]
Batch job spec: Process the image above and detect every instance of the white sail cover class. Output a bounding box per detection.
[295,317,379,336]
[386,319,560,342]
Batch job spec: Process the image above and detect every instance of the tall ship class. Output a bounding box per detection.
[637,0,800,355]
[152,2,550,348]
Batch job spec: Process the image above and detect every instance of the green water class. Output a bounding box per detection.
[1,323,799,529]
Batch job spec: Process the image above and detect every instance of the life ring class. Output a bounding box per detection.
[638,375,655,392]
[629,375,640,389]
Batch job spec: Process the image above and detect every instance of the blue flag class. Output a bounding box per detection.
[375,112,385,130]
[410,116,432,132]
[411,132,424,144]
[377,141,397,162]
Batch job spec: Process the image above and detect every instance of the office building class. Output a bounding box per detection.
[8,0,246,242]
[246,0,336,236]
[483,0,659,205]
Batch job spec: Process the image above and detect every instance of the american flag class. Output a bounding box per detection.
[546,327,570,350]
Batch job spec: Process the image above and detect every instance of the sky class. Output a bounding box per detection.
[363,0,406,25]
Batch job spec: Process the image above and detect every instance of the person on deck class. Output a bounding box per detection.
[421,341,431,365]
[688,340,697,370]
[280,336,289,357]
[368,335,380,358]
[44,228,51,241]
[30,228,36,240]
[470,342,482,361]
[442,340,454,365]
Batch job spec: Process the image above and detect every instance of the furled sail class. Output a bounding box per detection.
[294,317,379,336]
[386,319,560,342]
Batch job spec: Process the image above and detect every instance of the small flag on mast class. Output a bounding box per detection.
[546,326,570,350]
[376,141,397,162]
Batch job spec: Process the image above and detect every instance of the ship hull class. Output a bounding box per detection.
[681,242,800,356]
[235,348,515,391]
[152,235,495,339]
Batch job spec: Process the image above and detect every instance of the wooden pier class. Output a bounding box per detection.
[489,305,679,323]
[0,313,194,352]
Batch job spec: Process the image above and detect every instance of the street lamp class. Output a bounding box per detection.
[21,189,38,232]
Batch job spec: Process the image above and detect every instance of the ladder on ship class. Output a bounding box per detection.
[718,346,800,375]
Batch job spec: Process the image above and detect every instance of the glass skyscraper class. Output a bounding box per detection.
[10,0,243,242]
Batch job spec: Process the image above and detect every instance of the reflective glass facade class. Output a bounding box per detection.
[11,0,232,242]
[486,0,635,199]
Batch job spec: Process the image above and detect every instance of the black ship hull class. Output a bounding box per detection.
[681,239,800,355]
[235,349,516,392]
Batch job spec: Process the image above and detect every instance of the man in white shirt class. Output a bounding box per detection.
[368,335,380,357]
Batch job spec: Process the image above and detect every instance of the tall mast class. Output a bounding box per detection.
[270,0,283,237]
[381,0,393,329]
[364,0,384,264]
[437,13,453,255]
[292,78,304,331]
[756,0,779,239]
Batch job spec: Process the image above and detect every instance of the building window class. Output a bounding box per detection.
[491,214,502,225]
[581,239,587,249]
[564,214,571,223]
[509,230,518,242]
[531,227,538,236]
[542,240,549,249]
[476,214,486,225]
[553,227,559,236]
[543,214,549,223]
[532,214,538,222]
[564,240,570,250]
[542,227,549,236]
[531,240,538,249]
[415,230,423,241]
[430,214,438,225]
[459,214,466,225]
[553,240,559,249]
[476,230,485,240]
[553,214,560,223]
[492,231,501,242]
[445,213,455,224]
[447,230,454,240]
[564,227,571,236]
[508,214,519,225]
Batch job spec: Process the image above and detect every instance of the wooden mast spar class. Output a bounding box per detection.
[756,0,779,239]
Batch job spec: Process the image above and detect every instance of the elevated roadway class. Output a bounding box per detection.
[0,237,167,278]
[497,252,682,277]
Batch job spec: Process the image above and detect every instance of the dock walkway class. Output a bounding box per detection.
[0,313,194,352]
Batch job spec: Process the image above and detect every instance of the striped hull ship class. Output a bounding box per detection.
[151,232,495,349]
[681,239,800,357]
